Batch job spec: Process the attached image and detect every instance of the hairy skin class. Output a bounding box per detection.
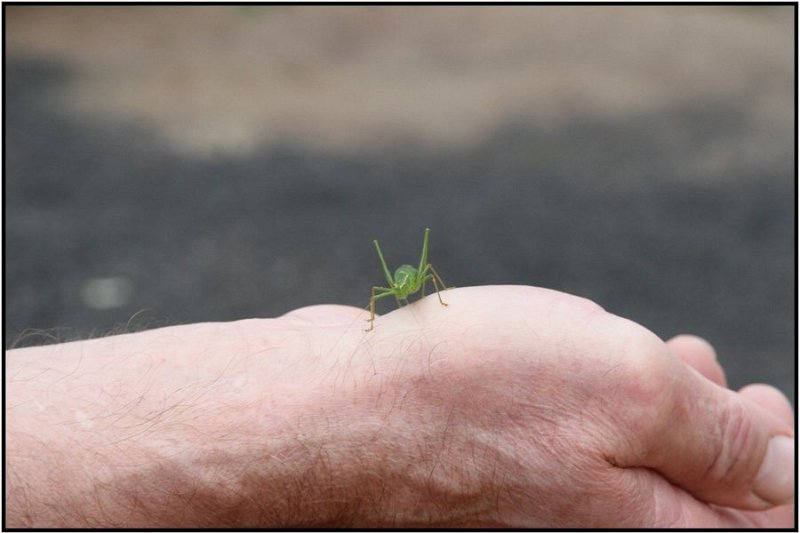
[5,286,794,527]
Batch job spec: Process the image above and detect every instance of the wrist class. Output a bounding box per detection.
[324,324,509,527]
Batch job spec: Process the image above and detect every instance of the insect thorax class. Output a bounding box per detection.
[393,265,418,286]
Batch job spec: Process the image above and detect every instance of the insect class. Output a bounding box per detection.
[366,227,449,331]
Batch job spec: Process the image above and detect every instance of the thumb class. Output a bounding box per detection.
[738,384,796,505]
[617,347,794,510]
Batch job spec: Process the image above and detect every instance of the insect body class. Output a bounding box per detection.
[366,228,449,331]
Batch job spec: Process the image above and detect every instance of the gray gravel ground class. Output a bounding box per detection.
[5,6,795,400]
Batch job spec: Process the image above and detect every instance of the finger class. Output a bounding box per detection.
[739,384,794,427]
[611,333,794,511]
[280,304,370,326]
[666,334,727,387]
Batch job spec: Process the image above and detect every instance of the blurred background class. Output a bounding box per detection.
[5,6,795,399]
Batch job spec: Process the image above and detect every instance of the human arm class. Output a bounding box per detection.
[6,314,394,527]
[5,285,794,527]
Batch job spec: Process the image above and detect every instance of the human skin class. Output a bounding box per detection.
[5,286,794,527]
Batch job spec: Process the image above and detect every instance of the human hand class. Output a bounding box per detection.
[305,285,794,527]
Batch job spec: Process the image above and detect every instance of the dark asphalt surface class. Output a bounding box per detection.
[5,56,796,401]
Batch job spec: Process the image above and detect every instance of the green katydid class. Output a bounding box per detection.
[366,227,449,331]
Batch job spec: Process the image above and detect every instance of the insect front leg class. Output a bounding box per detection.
[427,264,449,307]
[367,287,396,331]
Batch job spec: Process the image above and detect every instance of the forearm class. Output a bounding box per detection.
[5,322,387,527]
[7,396,328,527]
